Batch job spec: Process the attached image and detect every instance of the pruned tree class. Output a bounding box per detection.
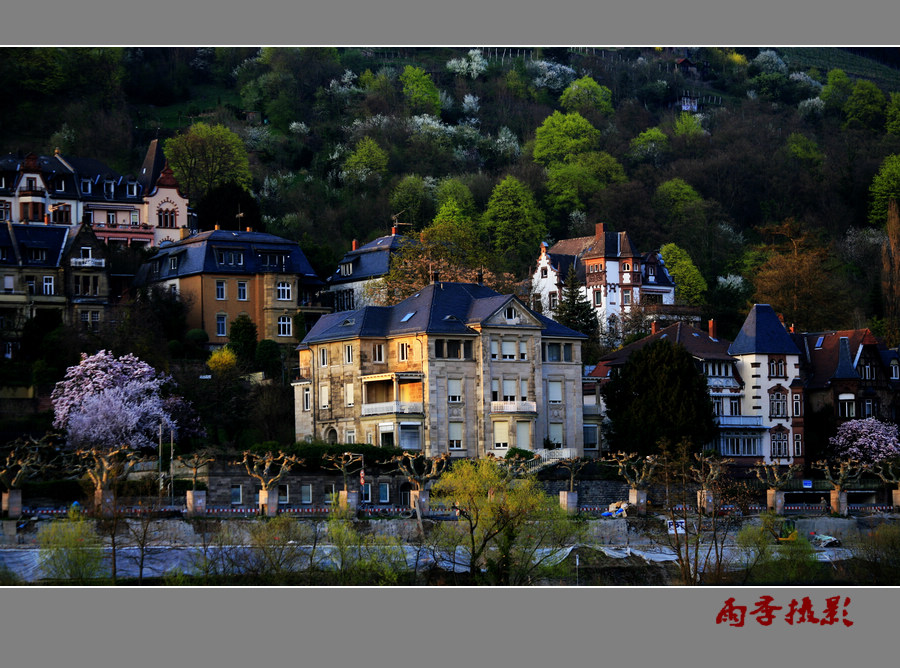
[1,434,60,491]
[392,452,451,536]
[605,451,658,490]
[177,447,219,491]
[234,450,304,492]
[872,458,900,491]
[753,461,802,490]
[813,459,863,492]
[321,451,364,493]
[556,456,590,493]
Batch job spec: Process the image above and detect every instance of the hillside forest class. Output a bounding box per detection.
[5,46,900,356]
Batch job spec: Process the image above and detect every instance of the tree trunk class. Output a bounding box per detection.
[830,489,848,516]
[339,490,359,512]
[893,488,900,512]
[766,489,785,515]
[2,489,22,518]
[559,490,578,514]
[186,490,207,517]
[628,488,648,516]
[259,488,278,517]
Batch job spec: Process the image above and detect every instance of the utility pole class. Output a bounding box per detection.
[170,429,175,506]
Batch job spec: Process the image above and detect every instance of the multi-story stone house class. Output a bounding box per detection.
[0,143,191,250]
[134,229,326,346]
[294,281,587,458]
[0,222,110,357]
[531,223,684,341]
[326,227,408,312]
[794,328,900,427]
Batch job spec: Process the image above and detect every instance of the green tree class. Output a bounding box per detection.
[673,112,704,140]
[482,176,546,273]
[254,339,283,380]
[628,126,669,166]
[228,314,258,369]
[552,266,600,362]
[820,68,853,114]
[435,178,477,217]
[660,243,708,305]
[532,111,601,167]
[843,79,886,130]
[869,154,900,226]
[163,122,252,204]
[399,65,440,115]
[559,76,613,116]
[342,136,389,187]
[430,458,582,585]
[653,178,703,229]
[600,340,717,457]
[38,506,107,584]
[389,175,434,230]
[545,151,627,216]
[886,92,900,135]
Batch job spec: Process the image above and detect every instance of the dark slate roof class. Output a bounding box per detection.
[135,229,323,286]
[832,337,860,380]
[137,140,166,194]
[303,281,586,344]
[547,253,584,283]
[641,251,675,288]
[796,329,883,388]
[0,223,69,268]
[0,151,142,203]
[728,304,801,356]
[327,233,409,286]
[596,321,733,371]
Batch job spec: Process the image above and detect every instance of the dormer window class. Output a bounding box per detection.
[127,183,138,197]
[892,361,900,380]
[81,178,91,194]
[540,267,548,278]
[104,181,114,197]
[340,262,353,277]
[505,306,518,321]
[623,262,631,272]
[26,177,37,191]
[55,178,66,192]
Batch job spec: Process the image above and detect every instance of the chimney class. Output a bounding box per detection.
[595,222,605,237]
[246,226,252,233]
[391,226,398,236]
[214,224,220,231]
[708,319,716,339]
[431,271,440,284]
[476,270,484,285]
[651,321,658,335]
[44,213,50,225]
[352,239,358,251]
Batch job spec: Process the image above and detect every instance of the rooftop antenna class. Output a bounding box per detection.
[235,205,244,231]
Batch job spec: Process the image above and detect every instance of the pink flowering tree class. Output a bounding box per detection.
[51,351,194,506]
[829,418,900,467]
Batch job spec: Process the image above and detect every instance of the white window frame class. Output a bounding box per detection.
[237,281,248,301]
[277,315,292,337]
[583,424,599,450]
[319,385,330,409]
[448,378,462,403]
[501,340,516,360]
[344,344,353,364]
[345,382,354,407]
[378,482,390,504]
[398,342,409,362]
[373,344,384,363]
[215,280,226,300]
[548,380,563,404]
[319,348,328,367]
[493,421,509,449]
[276,281,292,301]
[360,483,371,503]
[302,386,311,411]
[216,314,227,337]
[448,422,463,450]
[230,485,242,505]
[42,275,54,295]
[548,423,564,447]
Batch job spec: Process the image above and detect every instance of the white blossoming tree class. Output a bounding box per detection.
[51,351,187,512]
[829,418,900,467]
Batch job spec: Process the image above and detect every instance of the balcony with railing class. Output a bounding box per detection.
[715,415,763,427]
[490,401,537,413]
[361,401,423,416]
[582,405,602,416]
[70,258,106,268]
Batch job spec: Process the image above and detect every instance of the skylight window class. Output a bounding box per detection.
[341,318,355,327]
[401,312,416,322]
[815,336,825,349]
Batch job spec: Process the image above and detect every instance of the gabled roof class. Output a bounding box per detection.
[303,281,586,344]
[728,304,801,356]
[547,235,594,257]
[0,223,69,268]
[593,321,732,373]
[797,328,884,388]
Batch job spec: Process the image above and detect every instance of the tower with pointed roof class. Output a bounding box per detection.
[727,304,805,465]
